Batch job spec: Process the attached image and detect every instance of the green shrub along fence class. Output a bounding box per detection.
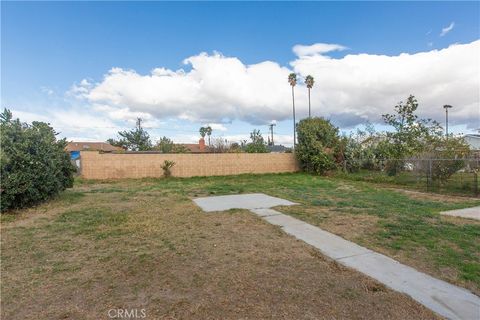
[0,109,76,212]
[338,158,480,197]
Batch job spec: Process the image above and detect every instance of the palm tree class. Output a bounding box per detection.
[205,126,212,146]
[305,75,315,118]
[288,73,297,148]
[199,127,207,138]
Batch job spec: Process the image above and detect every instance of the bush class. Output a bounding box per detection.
[1,109,75,211]
[296,117,341,174]
[160,160,175,177]
[341,136,362,172]
[421,135,470,183]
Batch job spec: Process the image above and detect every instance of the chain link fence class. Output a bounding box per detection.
[340,158,480,197]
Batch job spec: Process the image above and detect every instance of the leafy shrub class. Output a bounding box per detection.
[160,160,175,177]
[296,117,341,174]
[244,129,269,153]
[154,136,188,153]
[341,136,362,172]
[420,135,470,183]
[1,109,75,211]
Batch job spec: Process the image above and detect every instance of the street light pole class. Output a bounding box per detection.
[443,105,452,139]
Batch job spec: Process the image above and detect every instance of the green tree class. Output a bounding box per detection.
[109,118,152,151]
[296,117,341,174]
[1,108,75,211]
[245,129,269,153]
[154,136,188,153]
[155,136,175,153]
[305,75,315,118]
[382,95,442,175]
[288,73,297,147]
[382,95,442,157]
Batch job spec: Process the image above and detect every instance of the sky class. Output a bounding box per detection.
[1,1,479,146]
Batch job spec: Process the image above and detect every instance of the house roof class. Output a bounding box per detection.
[66,142,124,152]
[179,143,210,153]
[267,145,291,153]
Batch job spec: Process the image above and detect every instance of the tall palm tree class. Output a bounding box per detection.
[305,75,315,118]
[205,126,212,146]
[288,73,297,148]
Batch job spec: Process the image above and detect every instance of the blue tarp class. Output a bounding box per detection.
[70,151,80,160]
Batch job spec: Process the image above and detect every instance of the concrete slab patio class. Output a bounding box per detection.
[194,193,480,320]
[193,193,296,212]
[440,206,480,221]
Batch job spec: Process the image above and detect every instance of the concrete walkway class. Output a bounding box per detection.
[194,193,480,320]
[441,206,480,221]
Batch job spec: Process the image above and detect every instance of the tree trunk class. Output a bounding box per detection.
[308,88,311,118]
[292,86,296,148]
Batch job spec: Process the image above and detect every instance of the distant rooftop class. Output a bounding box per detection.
[66,142,124,152]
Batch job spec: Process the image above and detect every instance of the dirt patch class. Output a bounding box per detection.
[1,181,438,319]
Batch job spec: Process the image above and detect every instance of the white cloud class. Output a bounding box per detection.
[205,123,228,131]
[78,52,293,125]
[291,40,479,128]
[11,108,118,141]
[440,22,455,37]
[292,43,347,56]
[74,40,480,130]
[40,86,54,96]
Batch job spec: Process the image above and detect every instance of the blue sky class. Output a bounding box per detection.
[2,1,479,145]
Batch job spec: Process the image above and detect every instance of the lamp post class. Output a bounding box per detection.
[443,105,452,139]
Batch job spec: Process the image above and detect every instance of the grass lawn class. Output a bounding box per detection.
[2,173,479,319]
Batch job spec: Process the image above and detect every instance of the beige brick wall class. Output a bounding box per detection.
[80,151,299,179]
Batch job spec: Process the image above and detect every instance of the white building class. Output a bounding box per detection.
[463,134,480,150]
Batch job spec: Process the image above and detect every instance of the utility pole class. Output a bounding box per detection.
[443,105,452,139]
[136,117,142,130]
[269,123,276,146]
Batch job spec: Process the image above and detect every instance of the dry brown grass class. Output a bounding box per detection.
[0,180,440,319]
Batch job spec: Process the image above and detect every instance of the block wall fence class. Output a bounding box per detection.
[80,151,300,179]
